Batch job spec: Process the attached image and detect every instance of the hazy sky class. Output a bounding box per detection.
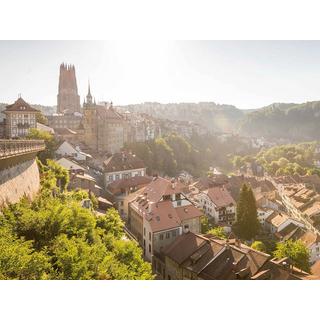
[1,40,320,109]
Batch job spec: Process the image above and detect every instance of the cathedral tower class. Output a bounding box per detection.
[57,63,81,114]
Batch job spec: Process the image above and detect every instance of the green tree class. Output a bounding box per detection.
[251,240,267,253]
[96,208,124,239]
[36,112,48,125]
[27,128,57,163]
[207,226,227,239]
[200,215,211,233]
[0,226,52,279]
[273,240,310,273]
[233,184,260,240]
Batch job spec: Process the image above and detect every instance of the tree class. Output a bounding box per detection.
[200,215,211,233]
[251,241,266,253]
[96,208,124,239]
[0,225,52,279]
[207,226,227,239]
[0,166,154,280]
[36,112,48,125]
[233,184,260,240]
[27,128,57,163]
[273,240,310,273]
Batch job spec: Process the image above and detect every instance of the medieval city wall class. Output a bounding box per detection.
[0,157,40,208]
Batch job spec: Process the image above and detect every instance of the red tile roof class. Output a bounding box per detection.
[143,176,186,203]
[103,152,145,173]
[163,232,309,280]
[107,175,152,190]
[3,97,40,113]
[206,186,236,208]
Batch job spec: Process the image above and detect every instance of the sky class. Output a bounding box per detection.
[1,40,320,109]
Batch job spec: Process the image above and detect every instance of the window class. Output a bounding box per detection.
[144,228,146,236]
[115,174,120,180]
[160,233,164,240]
[172,230,177,237]
[148,244,151,253]
[166,232,170,239]
[149,232,151,241]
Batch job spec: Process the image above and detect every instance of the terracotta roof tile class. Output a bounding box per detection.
[206,187,236,208]
[104,152,145,173]
[3,98,40,113]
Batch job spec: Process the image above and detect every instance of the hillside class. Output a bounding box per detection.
[120,102,246,133]
[239,101,320,140]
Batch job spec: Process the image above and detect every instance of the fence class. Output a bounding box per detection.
[0,139,45,158]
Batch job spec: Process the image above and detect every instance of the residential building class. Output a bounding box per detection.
[103,151,146,187]
[280,183,320,235]
[257,207,276,227]
[198,186,236,226]
[155,232,309,280]
[127,176,203,263]
[106,175,152,219]
[55,141,91,162]
[265,211,304,235]
[56,157,102,196]
[2,97,40,138]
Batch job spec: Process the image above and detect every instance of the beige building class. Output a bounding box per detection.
[2,97,40,138]
[127,176,203,265]
[197,186,236,226]
[103,151,147,186]
[82,86,126,154]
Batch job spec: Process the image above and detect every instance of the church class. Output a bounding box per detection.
[82,85,129,154]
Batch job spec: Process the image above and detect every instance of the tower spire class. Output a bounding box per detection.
[86,80,93,104]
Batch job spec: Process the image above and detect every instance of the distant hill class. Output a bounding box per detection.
[239,101,320,140]
[120,102,246,133]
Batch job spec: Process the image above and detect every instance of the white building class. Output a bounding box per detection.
[198,186,236,226]
[55,141,91,162]
[104,152,146,187]
[2,97,40,138]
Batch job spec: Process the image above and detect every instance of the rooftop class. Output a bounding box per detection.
[104,151,145,173]
[163,232,309,280]
[3,97,40,113]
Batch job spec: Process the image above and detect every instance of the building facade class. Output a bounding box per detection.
[82,87,127,153]
[127,176,203,263]
[57,63,81,114]
[198,186,236,226]
[2,97,40,138]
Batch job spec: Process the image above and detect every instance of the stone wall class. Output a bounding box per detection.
[0,158,40,208]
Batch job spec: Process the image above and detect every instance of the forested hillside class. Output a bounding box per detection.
[125,132,254,177]
[239,101,320,140]
[121,102,245,133]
